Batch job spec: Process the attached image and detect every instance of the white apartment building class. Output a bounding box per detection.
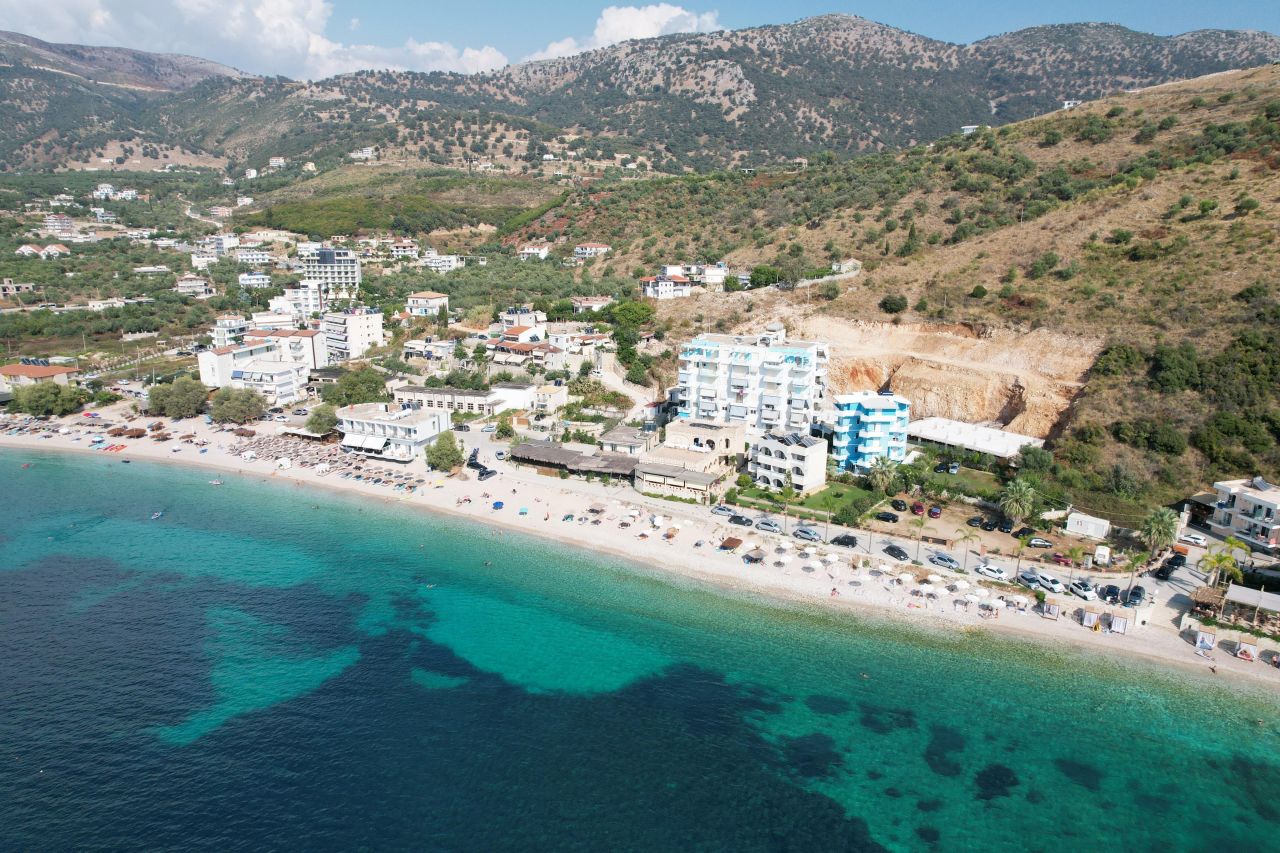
[44,214,74,237]
[243,328,328,371]
[675,323,828,434]
[518,245,550,261]
[573,242,612,258]
[323,307,383,363]
[420,250,463,273]
[338,403,449,462]
[499,305,546,329]
[641,273,692,300]
[197,338,282,387]
[390,241,419,259]
[229,360,309,405]
[276,280,325,318]
[235,248,272,266]
[829,391,911,471]
[238,272,272,288]
[200,234,240,256]
[1210,476,1280,553]
[749,432,827,494]
[268,156,288,169]
[406,291,449,316]
[303,248,361,302]
[191,253,218,271]
[212,314,249,349]
[174,274,214,298]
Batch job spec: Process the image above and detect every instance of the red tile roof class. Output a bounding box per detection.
[1,364,78,378]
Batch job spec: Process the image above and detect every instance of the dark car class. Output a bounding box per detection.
[1125,586,1147,607]
[477,468,497,481]
[998,518,1014,534]
[967,515,984,528]
[981,519,998,532]
[884,544,910,562]
[1101,584,1122,605]
[729,514,755,527]
[911,501,925,516]
[928,505,942,519]
[875,511,900,524]
[830,534,859,548]
[933,462,949,474]
[1013,526,1036,539]
[1167,554,1187,569]
[891,499,908,512]
[454,423,471,432]
[1154,563,1175,581]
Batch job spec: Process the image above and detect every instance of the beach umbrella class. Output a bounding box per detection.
[964,593,980,603]
[918,577,932,586]
[776,540,792,551]
[820,554,836,564]
[1010,595,1029,607]
[951,580,970,591]
[975,587,990,598]
[927,574,943,584]
[777,555,794,565]
[897,572,914,584]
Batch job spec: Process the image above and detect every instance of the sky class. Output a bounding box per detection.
[2,1,1277,80]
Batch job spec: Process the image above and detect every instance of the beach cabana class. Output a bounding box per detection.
[1236,639,1259,662]
[1107,611,1130,635]
[719,537,743,552]
[1223,583,1280,632]
[588,503,606,515]
[1195,628,1216,654]
[1042,599,1061,620]
[1082,608,1102,631]
[743,548,766,564]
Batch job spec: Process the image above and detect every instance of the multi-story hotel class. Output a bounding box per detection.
[303,248,361,302]
[1210,477,1280,553]
[323,307,383,364]
[674,323,828,434]
[828,391,911,471]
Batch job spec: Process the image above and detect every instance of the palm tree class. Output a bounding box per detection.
[1139,507,1179,555]
[998,478,1036,527]
[1125,550,1151,600]
[867,456,898,495]
[1199,537,1248,588]
[1013,535,1031,572]
[1065,545,1086,586]
[778,475,797,534]
[954,527,979,573]
[910,516,930,561]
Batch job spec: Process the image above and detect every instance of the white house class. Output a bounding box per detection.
[236,196,254,208]
[518,245,550,261]
[1210,476,1280,553]
[197,338,281,387]
[573,242,612,258]
[244,168,258,179]
[749,431,827,494]
[235,248,272,266]
[238,272,272,288]
[419,249,463,273]
[268,156,288,169]
[191,253,218,271]
[174,274,214,298]
[406,291,449,316]
[349,147,375,161]
[337,403,450,463]
[44,214,74,237]
[675,323,828,435]
[641,274,692,300]
[390,240,419,260]
[570,296,613,314]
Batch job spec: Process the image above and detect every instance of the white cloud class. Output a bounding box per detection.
[525,4,720,62]
[0,0,509,79]
[348,17,359,31]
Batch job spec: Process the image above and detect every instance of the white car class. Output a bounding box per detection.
[1179,532,1208,547]
[975,563,1009,581]
[1069,580,1097,600]
[1037,572,1065,594]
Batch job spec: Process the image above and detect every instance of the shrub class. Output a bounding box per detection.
[1027,252,1060,279]
[968,284,988,299]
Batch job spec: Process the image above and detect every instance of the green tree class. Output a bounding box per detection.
[321,368,390,406]
[625,362,650,386]
[306,403,338,434]
[954,527,979,573]
[910,515,930,561]
[1017,445,1053,473]
[11,383,87,417]
[427,430,464,471]
[495,413,515,439]
[146,376,209,419]
[735,473,753,489]
[1198,536,1248,588]
[998,478,1036,526]
[209,388,266,424]
[867,456,898,495]
[1138,507,1179,554]
[878,294,908,314]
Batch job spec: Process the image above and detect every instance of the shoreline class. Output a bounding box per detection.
[5,417,1279,692]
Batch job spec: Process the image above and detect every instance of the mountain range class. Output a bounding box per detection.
[1,14,1278,171]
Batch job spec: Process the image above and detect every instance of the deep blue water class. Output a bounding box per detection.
[2,449,1279,851]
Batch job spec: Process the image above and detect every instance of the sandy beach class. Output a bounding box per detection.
[5,406,1279,690]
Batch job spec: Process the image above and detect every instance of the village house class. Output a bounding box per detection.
[518,245,550,261]
[640,273,692,300]
[570,296,614,314]
[238,272,272,288]
[0,279,36,297]
[268,156,288,169]
[393,383,536,417]
[406,291,449,317]
[174,274,215,299]
[0,363,80,398]
[573,242,612,258]
[390,240,419,260]
[43,213,74,237]
[748,431,827,494]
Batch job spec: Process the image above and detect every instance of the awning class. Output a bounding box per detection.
[342,434,388,451]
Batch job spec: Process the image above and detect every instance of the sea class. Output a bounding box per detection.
[2,449,1278,851]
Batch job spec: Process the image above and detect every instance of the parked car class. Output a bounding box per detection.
[454,423,471,432]
[884,544,909,561]
[1028,537,1053,549]
[928,505,942,519]
[875,511,900,523]
[891,499,908,512]
[830,534,859,549]
[1166,554,1187,569]
[928,553,960,571]
[268,407,283,414]
[793,527,823,543]
[967,516,984,528]
[1154,563,1175,581]
[480,424,497,433]
[1179,532,1208,547]
[495,450,507,461]
[980,519,998,532]
[1051,553,1074,566]
[755,519,783,534]
[273,414,287,422]
[1069,580,1097,600]
[911,501,925,515]
[292,409,308,416]
[729,515,754,527]
[998,519,1014,534]
[947,462,960,475]
[1125,586,1147,607]
[976,563,1010,581]
[1016,570,1041,589]
[1013,526,1036,539]
[1037,572,1065,594]
[933,462,949,474]
[711,505,735,517]
[1101,584,1122,605]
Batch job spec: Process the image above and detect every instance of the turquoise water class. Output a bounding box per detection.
[2,449,1278,850]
